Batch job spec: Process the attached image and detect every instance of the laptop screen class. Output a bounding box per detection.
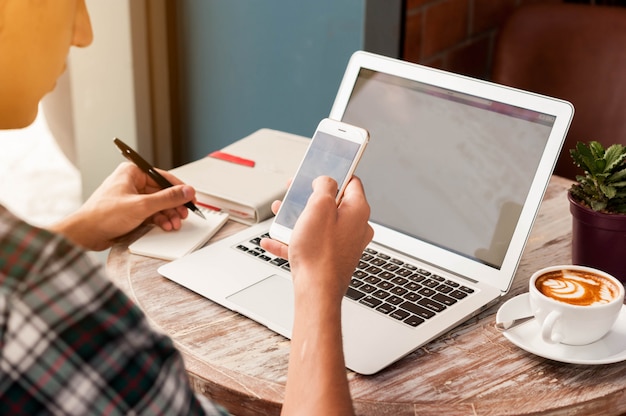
[340,68,556,269]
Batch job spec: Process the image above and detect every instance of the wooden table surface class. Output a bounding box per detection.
[107,175,626,416]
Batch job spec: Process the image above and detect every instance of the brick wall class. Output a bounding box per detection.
[402,0,564,80]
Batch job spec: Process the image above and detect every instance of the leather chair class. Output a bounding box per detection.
[492,3,626,180]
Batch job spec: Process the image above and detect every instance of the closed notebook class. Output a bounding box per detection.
[129,210,229,260]
[170,128,309,224]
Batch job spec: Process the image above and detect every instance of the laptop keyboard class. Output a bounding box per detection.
[234,232,476,328]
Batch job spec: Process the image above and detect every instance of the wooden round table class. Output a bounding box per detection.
[107,175,626,415]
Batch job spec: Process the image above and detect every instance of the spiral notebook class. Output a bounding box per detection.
[129,209,229,260]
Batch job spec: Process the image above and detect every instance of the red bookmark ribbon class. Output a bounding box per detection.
[209,151,255,167]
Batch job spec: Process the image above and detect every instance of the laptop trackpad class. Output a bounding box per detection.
[226,274,294,337]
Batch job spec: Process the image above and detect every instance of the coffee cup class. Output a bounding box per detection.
[529,265,624,345]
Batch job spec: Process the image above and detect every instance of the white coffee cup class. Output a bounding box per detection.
[529,265,624,345]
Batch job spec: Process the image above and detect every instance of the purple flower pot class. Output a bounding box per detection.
[569,192,626,284]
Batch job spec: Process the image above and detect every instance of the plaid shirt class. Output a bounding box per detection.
[0,206,229,415]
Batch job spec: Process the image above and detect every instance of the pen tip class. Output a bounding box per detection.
[195,209,206,220]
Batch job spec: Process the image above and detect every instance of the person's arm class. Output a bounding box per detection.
[261,176,373,416]
[50,162,197,251]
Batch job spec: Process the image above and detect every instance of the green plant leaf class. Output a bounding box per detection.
[608,168,626,183]
[572,142,594,173]
[591,199,607,211]
[600,184,617,199]
[569,141,626,213]
[589,141,605,158]
[604,144,626,172]
[594,159,607,174]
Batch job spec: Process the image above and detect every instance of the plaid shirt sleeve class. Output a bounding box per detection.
[0,207,230,416]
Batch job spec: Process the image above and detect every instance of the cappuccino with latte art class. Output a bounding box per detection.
[529,265,625,345]
[535,269,619,306]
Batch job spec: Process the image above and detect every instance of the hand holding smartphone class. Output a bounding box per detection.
[269,118,369,245]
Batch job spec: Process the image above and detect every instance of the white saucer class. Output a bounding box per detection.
[496,293,626,365]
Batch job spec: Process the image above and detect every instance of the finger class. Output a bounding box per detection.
[295,176,340,220]
[152,212,174,231]
[338,177,369,214]
[310,175,338,199]
[271,200,282,215]
[260,237,289,260]
[142,185,195,216]
[340,176,365,204]
[338,177,373,247]
[152,208,185,231]
[270,177,292,216]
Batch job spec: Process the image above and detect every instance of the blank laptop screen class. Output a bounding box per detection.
[341,69,556,269]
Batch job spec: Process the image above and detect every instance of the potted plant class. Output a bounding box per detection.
[568,141,626,283]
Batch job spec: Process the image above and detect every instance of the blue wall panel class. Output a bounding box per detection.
[177,0,365,162]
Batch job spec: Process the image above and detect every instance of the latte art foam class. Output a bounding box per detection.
[535,269,618,306]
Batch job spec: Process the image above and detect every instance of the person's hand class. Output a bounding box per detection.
[50,162,198,251]
[262,176,372,416]
[261,175,373,304]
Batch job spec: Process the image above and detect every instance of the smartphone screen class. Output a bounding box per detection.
[270,119,368,244]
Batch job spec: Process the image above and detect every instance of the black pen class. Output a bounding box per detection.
[113,137,206,220]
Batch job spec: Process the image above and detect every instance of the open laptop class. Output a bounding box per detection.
[158,51,573,375]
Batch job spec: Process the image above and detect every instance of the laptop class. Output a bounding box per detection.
[158,51,573,375]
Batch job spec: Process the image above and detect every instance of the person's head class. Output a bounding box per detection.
[0,0,92,129]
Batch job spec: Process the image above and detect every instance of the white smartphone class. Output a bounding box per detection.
[269,118,369,245]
